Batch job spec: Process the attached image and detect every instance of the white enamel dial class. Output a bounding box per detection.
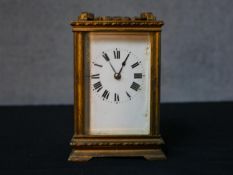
[88,32,151,135]
[91,49,144,104]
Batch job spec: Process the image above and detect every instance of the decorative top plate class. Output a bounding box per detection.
[71,12,164,27]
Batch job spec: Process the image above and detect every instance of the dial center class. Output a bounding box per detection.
[114,73,121,80]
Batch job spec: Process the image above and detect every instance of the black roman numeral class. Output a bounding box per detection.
[114,93,120,102]
[131,61,140,69]
[126,91,131,100]
[130,82,140,91]
[134,73,142,79]
[102,52,110,61]
[93,81,103,92]
[93,63,103,67]
[113,49,120,59]
[91,74,100,79]
[102,90,110,100]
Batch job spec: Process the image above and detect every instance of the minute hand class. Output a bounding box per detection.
[118,52,131,75]
[102,52,117,73]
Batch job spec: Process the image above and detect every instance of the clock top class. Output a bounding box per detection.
[71,12,164,27]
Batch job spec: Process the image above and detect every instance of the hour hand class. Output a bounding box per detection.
[118,52,131,75]
[102,52,117,73]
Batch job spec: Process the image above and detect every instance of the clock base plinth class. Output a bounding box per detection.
[68,136,166,162]
[69,149,166,162]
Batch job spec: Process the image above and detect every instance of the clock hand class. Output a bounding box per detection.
[102,52,117,74]
[115,52,131,79]
[109,62,117,73]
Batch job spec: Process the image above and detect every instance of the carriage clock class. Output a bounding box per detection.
[68,12,166,161]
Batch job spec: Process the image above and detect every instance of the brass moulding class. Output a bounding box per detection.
[69,149,166,162]
[69,12,166,162]
[71,12,164,28]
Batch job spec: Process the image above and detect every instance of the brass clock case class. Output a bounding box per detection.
[69,12,166,161]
